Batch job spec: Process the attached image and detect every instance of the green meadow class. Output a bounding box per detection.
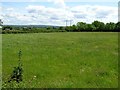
[2,32,118,88]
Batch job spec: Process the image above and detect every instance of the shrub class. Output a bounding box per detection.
[8,50,23,83]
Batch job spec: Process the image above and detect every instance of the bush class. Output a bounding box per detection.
[8,50,23,83]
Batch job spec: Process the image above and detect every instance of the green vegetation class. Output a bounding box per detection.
[1,21,120,34]
[2,32,118,88]
[8,50,23,83]
[0,28,2,90]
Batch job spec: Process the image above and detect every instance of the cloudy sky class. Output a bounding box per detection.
[0,0,119,26]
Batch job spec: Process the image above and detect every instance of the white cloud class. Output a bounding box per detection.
[26,5,69,19]
[26,5,46,13]
[1,0,119,2]
[0,6,3,19]
[47,0,66,8]
[1,4,118,25]
[6,8,14,11]
[70,5,118,24]
[0,7,2,12]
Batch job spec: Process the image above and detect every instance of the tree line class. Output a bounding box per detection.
[65,21,120,32]
[1,20,120,34]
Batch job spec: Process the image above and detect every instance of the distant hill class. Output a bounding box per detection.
[3,25,64,28]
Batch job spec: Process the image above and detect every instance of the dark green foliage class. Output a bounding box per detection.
[23,27,32,31]
[2,26,13,30]
[92,21,105,31]
[65,25,77,32]
[52,26,56,29]
[46,27,51,30]
[58,26,63,30]
[8,50,23,83]
[86,24,96,31]
[1,21,120,34]
[65,26,72,32]
[0,19,3,26]
[72,25,77,31]
[115,22,120,32]
[105,22,115,32]
[77,22,88,31]
[66,21,119,32]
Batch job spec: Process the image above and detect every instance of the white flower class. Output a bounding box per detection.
[34,76,36,78]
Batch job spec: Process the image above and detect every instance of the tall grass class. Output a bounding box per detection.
[2,32,118,88]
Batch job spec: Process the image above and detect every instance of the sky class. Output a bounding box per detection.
[0,0,119,26]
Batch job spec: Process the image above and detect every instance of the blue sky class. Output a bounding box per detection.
[0,0,119,25]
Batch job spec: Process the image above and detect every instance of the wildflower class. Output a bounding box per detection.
[34,76,36,78]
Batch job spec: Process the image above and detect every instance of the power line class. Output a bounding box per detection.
[65,20,73,26]
[70,20,73,26]
[65,20,68,27]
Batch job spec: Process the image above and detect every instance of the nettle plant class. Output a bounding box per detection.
[8,50,23,83]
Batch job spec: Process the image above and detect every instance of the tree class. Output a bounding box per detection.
[77,22,88,32]
[46,27,51,30]
[59,26,64,30]
[52,26,56,29]
[0,19,3,28]
[86,24,96,32]
[65,26,72,32]
[23,27,29,31]
[105,22,116,32]
[71,25,77,32]
[92,21,105,31]
[2,26,12,30]
[115,22,120,32]
[0,19,3,26]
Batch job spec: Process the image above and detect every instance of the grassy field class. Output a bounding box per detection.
[2,32,118,88]
[0,28,2,89]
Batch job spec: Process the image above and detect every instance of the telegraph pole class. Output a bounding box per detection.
[65,20,68,27]
[65,20,73,26]
[0,19,3,29]
[70,20,73,26]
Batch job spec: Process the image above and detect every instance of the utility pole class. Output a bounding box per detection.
[69,20,73,26]
[0,19,3,29]
[65,20,73,26]
[65,20,68,27]
[0,19,3,26]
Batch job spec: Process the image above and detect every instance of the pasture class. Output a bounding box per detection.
[2,32,118,88]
